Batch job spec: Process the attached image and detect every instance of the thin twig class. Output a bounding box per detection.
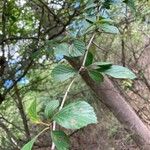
[37,121,51,127]
[81,33,96,67]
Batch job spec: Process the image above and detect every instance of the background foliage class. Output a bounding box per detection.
[0,0,150,149]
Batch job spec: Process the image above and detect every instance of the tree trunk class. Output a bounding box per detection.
[68,58,150,150]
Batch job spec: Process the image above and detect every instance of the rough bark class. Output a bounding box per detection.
[68,58,150,150]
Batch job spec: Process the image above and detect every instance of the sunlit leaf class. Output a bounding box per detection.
[53,101,97,129]
[28,100,39,123]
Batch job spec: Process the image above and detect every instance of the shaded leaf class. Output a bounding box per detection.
[102,0,122,9]
[92,62,112,67]
[53,101,97,129]
[93,62,112,67]
[44,100,60,118]
[88,70,104,82]
[103,65,136,79]
[90,62,112,71]
[51,65,76,82]
[85,52,94,66]
[51,131,70,150]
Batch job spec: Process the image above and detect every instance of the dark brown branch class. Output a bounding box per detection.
[13,85,31,141]
[121,38,126,67]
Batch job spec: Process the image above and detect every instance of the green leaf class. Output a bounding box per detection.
[51,65,76,82]
[70,40,86,57]
[85,2,97,10]
[44,100,60,118]
[51,131,70,150]
[99,24,119,34]
[85,52,94,66]
[53,101,97,129]
[103,65,136,79]
[84,24,96,34]
[28,100,39,123]
[54,40,86,57]
[88,70,104,82]
[93,62,112,67]
[54,43,69,57]
[102,0,121,9]
[21,137,36,150]
[90,62,112,71]
[97,18,114,24]
[21,127,47,150]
